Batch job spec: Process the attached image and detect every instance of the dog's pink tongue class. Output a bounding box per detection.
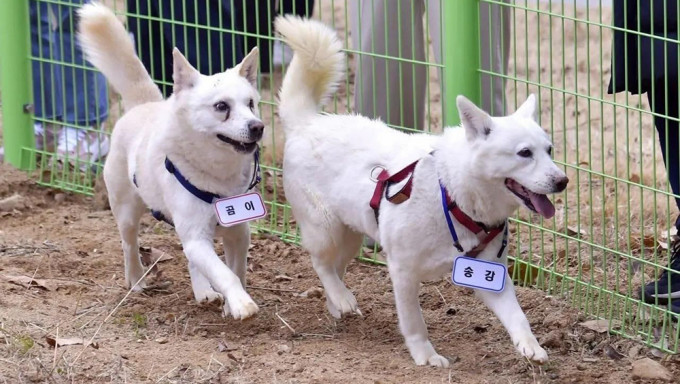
[529,193,555,219]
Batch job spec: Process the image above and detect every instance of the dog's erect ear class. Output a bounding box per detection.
[456,95,492,140]
[514,94,537,120]
[236,47,259,87]
[172,48,200,94]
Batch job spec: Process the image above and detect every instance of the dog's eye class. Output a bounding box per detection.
[214,101,230,113]
[517,148,533,158]
[547,146,553,156]
[248,99,255,111]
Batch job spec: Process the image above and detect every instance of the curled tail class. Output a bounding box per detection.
[275,16,345,132]
[77,2,162,111]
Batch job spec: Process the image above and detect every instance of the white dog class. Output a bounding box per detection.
[276,16,568,367]
[78,4,262,320]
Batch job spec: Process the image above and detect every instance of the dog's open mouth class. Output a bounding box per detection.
[505,178,555,219]
[217,134,258,153]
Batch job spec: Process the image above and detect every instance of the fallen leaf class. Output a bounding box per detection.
[508,261,541,286]
[628,234,656,252]
[651,327,669,358]
[650,348,666,359]
[3,275,54,291]
[227,351,243,362]
[631,358,672,381]
[139,247,172,278]
[603,345,624,360]
[297,287,323,298]
[628,345,642,359]
[274,274,293,282]
[579,319,621,333]
[217,340,236,352]
[45,336,99,349]
[567,226,587,238]
[0,194,26,212]
[139,247,173,264]
[629,173,641,184]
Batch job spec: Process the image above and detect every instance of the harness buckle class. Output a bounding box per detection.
[369,165,387,182]
[387,192,410,204]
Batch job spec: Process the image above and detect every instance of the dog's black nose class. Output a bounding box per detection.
[554,176,569,192]
[248,120,264,139]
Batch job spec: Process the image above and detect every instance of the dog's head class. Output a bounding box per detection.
[456,94,568,219]
[171,47,263,155]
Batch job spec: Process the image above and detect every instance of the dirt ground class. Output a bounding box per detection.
[2,1,680,383]
[2,165,679,383]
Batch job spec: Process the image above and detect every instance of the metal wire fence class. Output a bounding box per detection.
[1,0,680,353]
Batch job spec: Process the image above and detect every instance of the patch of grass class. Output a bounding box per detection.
[132,313,147,329]
[15,334,34,355]
[131,312,147,339]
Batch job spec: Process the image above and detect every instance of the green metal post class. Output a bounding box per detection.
[0,1,35,170]
[442,0,481,126]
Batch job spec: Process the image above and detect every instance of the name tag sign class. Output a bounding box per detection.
[214,192,267,226]
[452,256,506,292]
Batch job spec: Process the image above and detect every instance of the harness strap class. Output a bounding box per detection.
[368,158,507,258]
[132,147,261,227]
[164,157,221,204]
[369,160,419,222]
[246,146,262,191]
[440,182,507,258]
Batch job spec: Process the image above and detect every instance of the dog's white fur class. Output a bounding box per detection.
[276,16,568,367]
[78,3,264,320]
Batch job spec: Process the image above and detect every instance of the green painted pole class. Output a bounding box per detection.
[442,0,481,127]
[0,0,35,170]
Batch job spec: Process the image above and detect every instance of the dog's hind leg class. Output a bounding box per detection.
[388,260,449,368]
[219,222,250,288]
[325,227,363,318]
[475,274,548,363]
[109,192,147,292]
[301,222,362,319]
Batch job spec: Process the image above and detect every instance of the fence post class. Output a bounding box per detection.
[0,1,34,170]
[442,0,481,127]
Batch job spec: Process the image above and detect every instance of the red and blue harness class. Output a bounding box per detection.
[369,157,508,258]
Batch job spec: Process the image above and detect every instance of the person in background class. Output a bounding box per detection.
[272,0,316,67]
[348,0,511,131]
[1,0,110,169]
[126,0,245,97]
[608,0,680,312]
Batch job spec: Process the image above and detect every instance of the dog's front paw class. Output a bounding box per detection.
[194,289,223,304]
[126,267,147,292]
[127,276,147,292]
[412,352,449,368]
[326,288,361,319]
[427,354,450,368]
[515,335,549,363]
[225,290,259,320]
[408,339,448,368]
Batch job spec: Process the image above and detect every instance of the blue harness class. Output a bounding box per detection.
[133,147,261,226]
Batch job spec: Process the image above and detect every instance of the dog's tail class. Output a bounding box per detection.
[77,2,162,111]
[275,16,344,130]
